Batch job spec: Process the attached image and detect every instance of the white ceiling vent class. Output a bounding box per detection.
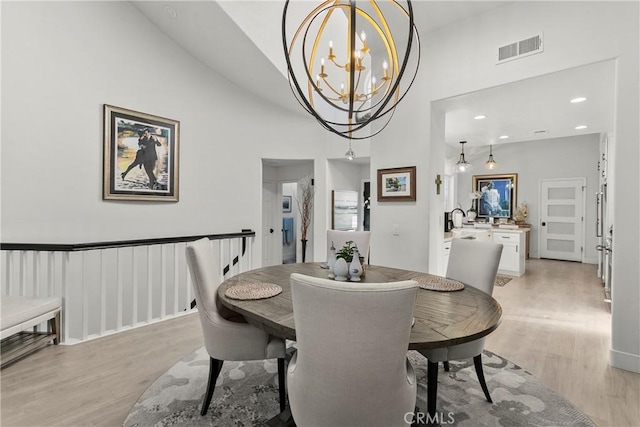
[497,33,543,64]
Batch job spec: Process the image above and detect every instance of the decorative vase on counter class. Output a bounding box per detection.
[327,242,337,279]
[467,210,477,221]
[452,210,464,228]
[349,248,363,282]
[333,258,349,281]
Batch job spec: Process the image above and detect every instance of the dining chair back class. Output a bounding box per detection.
[186,238,286,415]
[446,238,501,295]
[287,273,418,427]
[418,238,503,417]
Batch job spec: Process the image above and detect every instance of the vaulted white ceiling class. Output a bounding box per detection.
[133,1,614,153]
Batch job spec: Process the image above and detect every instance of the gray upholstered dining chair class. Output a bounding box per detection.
[418,238,503,414]
[287,273,418,427]
[327,230,371,261]
[186,238,286,416]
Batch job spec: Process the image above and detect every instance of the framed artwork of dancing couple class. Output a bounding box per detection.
[103,105,180,201]
[472,173,517,219]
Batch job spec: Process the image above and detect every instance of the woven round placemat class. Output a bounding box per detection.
[411,275,465,292]
[225,283,282,300]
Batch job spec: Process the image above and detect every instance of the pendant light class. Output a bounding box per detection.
[485,145,497,170]
[455,141,472,173]
[345,141,355,161]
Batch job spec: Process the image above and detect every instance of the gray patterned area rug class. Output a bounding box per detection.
[123,347,594,427]
[494,275,513,287]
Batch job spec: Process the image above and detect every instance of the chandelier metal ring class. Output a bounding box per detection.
[282,0,421,140]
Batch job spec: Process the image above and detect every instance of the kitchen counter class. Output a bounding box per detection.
[446,224,531,260]
[448,226,528,276]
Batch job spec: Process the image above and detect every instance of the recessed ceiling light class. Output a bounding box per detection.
[570,97,587,103]
[575,125,588,130]
[474,115,487,120]
[164,5,177,19]
[498,135,509,139]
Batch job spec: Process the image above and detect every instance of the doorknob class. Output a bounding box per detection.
[541,222,546,226]
[270,228,274,233]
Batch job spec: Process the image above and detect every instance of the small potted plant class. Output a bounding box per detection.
[336,241,366,277]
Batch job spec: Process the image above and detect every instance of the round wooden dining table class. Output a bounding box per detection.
[218,262,502,351]
[218,262,502,425]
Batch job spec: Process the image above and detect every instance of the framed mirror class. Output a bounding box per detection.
[332,190,358,230]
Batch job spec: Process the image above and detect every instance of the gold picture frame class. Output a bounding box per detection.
[472,173,517,218]
[103,105,180,202]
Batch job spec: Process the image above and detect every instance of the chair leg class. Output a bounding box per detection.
[427,361,438,419]
[443,361,450,372]
[473,354,493,403]
[201,357,224,416]
[277,358,286,412]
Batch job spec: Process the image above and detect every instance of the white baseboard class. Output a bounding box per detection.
[60,310,197,345]
[610,348,640,373]
[583,257,598,265]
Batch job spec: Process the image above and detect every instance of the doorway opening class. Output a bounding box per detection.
[261,159,314,268]
[282,182,297,264]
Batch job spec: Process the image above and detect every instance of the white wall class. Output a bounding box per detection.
[370,1,639,372]
[453,134,600,261]
[1,1,325,249]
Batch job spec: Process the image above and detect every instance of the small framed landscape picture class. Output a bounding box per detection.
[103,105,180,202]
[282,195,292,213]
[377,166,416,202]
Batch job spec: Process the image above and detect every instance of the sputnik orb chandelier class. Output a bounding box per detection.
[282,0,421,141]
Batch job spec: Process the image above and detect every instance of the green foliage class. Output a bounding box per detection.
[336,240,357,263]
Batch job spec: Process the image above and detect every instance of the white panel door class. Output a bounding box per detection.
[539,178,585,261]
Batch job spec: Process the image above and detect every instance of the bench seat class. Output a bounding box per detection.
[1,295,62,368]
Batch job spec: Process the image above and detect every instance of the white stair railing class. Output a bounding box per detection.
[1,231,255,344]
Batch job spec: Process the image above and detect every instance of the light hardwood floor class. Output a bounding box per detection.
[1,259,639,426]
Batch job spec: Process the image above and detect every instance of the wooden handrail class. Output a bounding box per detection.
[0,229,255,252]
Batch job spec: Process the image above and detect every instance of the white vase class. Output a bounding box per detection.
[333,258,349,281]
[327,242,336,279]
[467,210,477,222]
[349,248,363,281]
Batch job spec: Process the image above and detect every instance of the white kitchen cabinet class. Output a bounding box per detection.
[450,228,526,276]
[443,238,452,275]
[492,231,525,276]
